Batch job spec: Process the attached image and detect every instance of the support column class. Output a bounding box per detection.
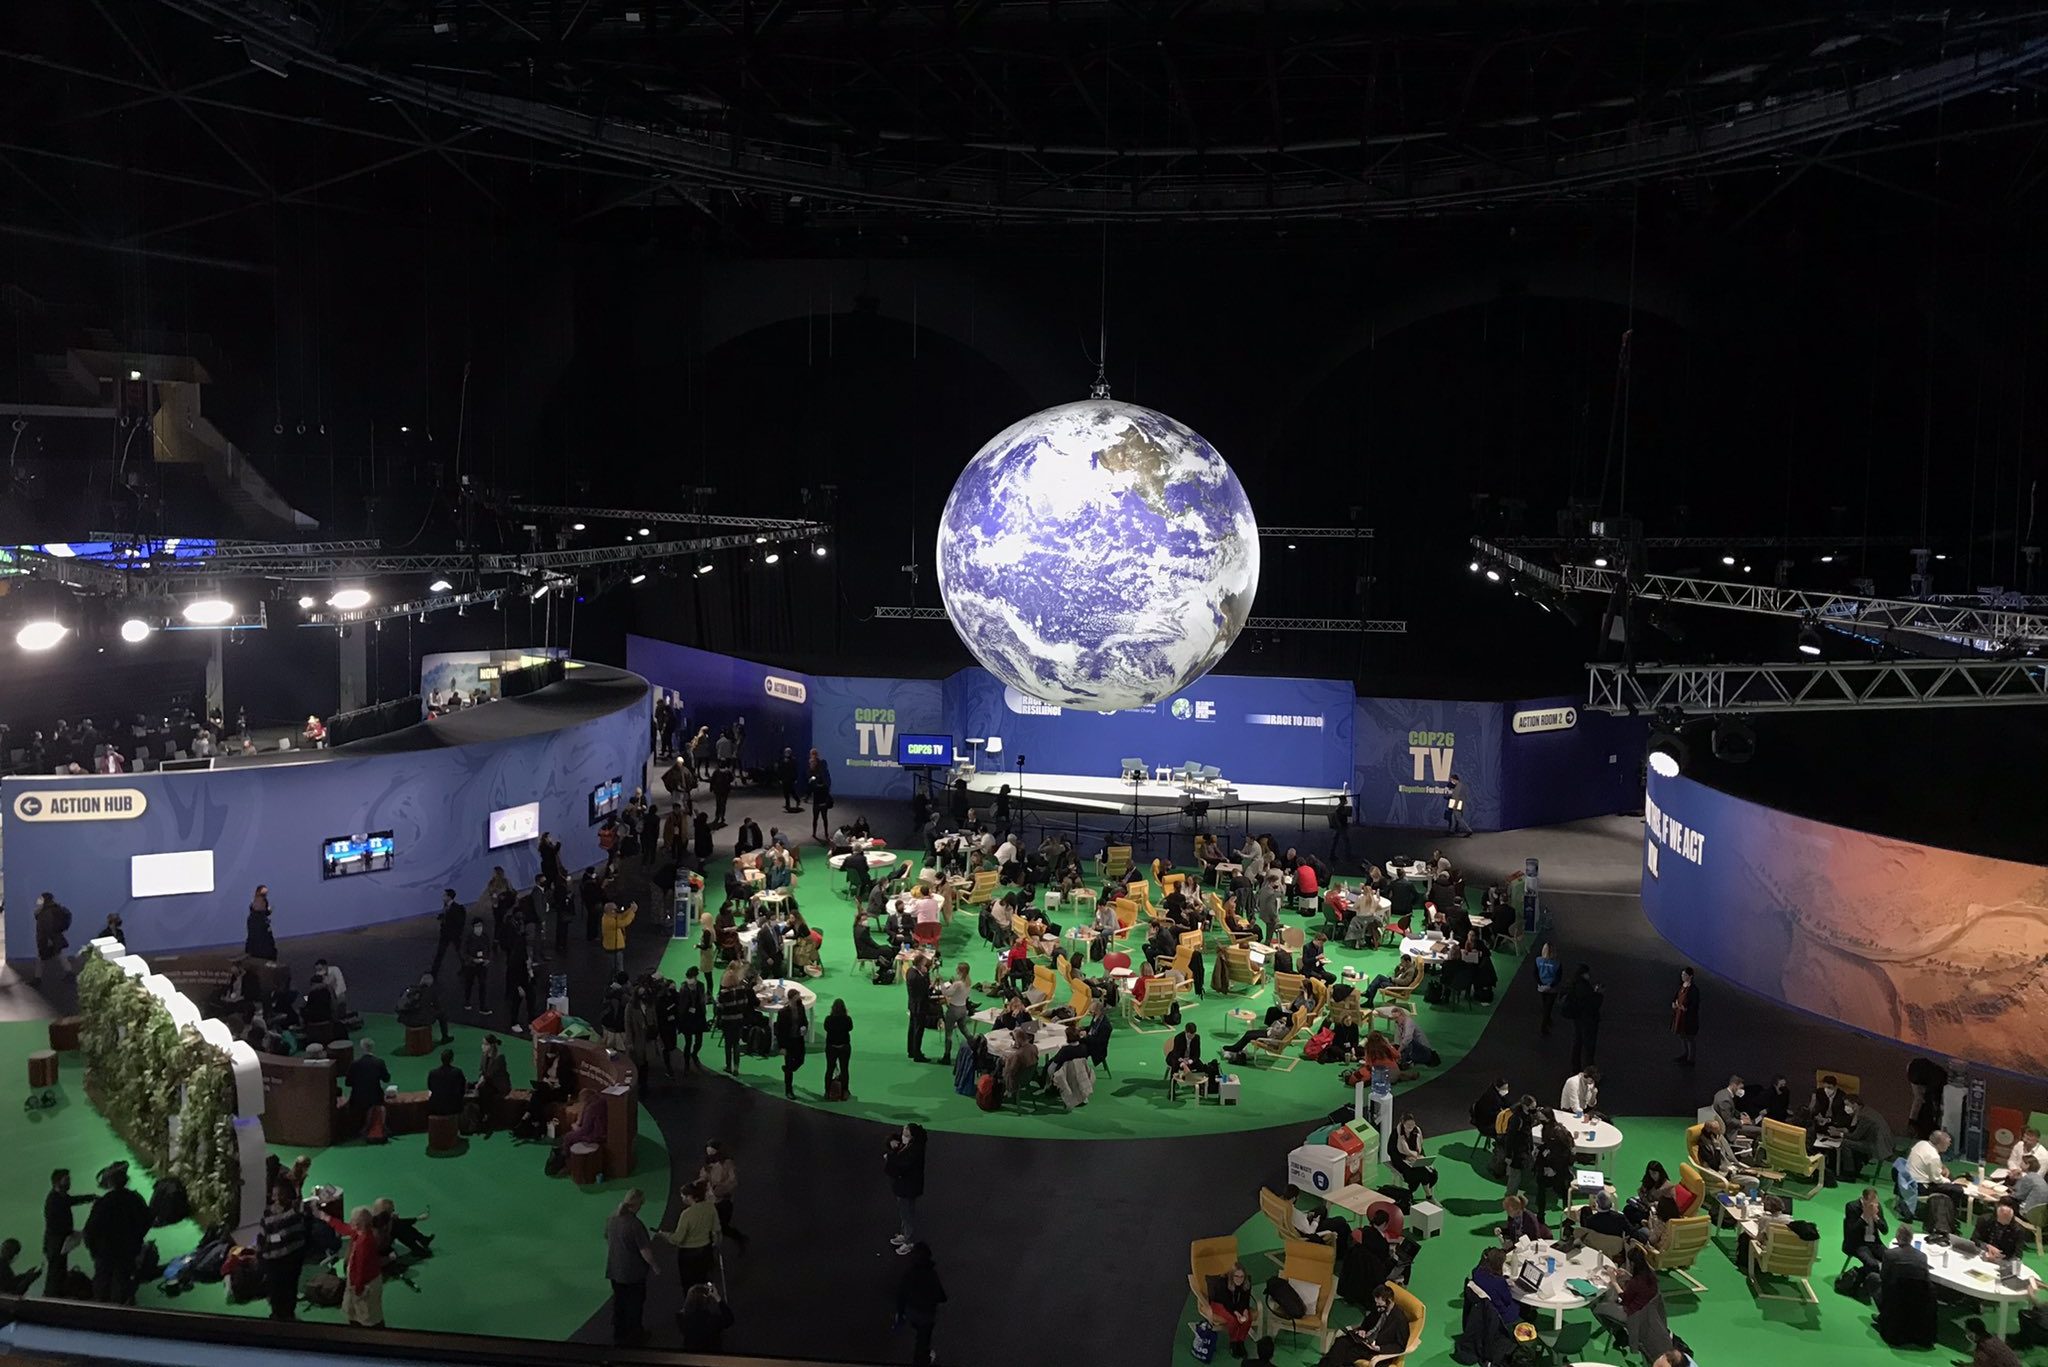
[337,627,369,714]
[204,632,225,721]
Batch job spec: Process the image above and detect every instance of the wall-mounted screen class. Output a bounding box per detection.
[322,831,396,879]
[488,802,541,849]
[131,850,216,899]
[896,733,955,767]
[588,776,624,825]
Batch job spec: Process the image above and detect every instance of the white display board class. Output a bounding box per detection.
[488,801,541,849]
[131,850,216,898]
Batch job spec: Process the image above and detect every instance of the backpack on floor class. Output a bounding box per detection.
[62,1269,93,1299]
[1922,1192,1955,1236]
[824,1077,848,1102]
[1303,1028,1335,1062]
[226,1252,264,1304]
[975,1074,1002,1111]
[148,1177,190,1227]
[304,1270,345,1307]
[1423,978,1445,1005]
[364,1104,389,1144]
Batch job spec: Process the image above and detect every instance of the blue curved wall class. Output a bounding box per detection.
[2,678,649,955]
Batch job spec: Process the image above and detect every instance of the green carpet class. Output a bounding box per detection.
[0,1014,666,1339]
[1171,1114,2039,1366]
[660,850,1522,1138]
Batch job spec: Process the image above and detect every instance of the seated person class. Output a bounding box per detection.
[1001,1028,1040,1097]
[789,923,822,977]
[1299,931,1334,984]
[239,1011,287,1055]
[1809,1074,1853,1131]
[1166,1023,1220,1084]
[1046,1021,1091,1073]
[1364,955,1421,1009]
[991,995,1034,1034]
[1973,1199,2029,1262]
[1842,1185,1890,1297]
[426,1049,468,1118]
[1734,1194,1792,1266]
[1497,1193,1549,1244]
[1222,1004,1295,1062]
[551,1087,608,1166]
[1694,1117,1758,1179]
[1836,1096,1894,1178]
[2009,1155,2048,1215]
[1466,1244,1520,1334]
[1760,1075,1795,1125]
[0,1238,40,1295]
[396,973,449,1044]
[370,1196,434,1261]
[1578,1190,1632,1240]
[299,974,339,1031]
[1219,895,1256,940]
[1001,938,1035,996]
[1320,1284,1406,1365]
[1591,1244,1669,1360]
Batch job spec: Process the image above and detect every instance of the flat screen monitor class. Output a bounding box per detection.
[488,803,541,849]
[131,850,216,899]
[321,831,396,879]
[895,733,954,767]
[588,776,624,825]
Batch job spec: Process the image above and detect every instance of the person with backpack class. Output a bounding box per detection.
[777,993,810,1098]
[885,1124,928,1254]
[1532,943,1562,1035]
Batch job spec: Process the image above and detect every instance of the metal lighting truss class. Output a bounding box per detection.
[507,504,830,535]
[301,586,510,627]
[1587,660,2048,714]
[1261,528,1374,540]
[1492,534,1922,551]
[870,606,1405,633]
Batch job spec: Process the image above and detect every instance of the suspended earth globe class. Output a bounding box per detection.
[937,398,1260,711]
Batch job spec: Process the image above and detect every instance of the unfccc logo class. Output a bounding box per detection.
[1170,699,1215,721]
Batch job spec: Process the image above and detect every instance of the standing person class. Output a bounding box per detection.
[1670,965,1701,1066]
[474,1034,512,1132]
[581,867,607,943]
[459,917,492,1012]
[1533,942,1562,1036]
[895,1242,947,1367]
[244,886,277,961]
[82,1164,150,1304]
[430,889,464,976]
[698,1141,748,1251]
[659,1180,722,1286]
[504,941,534,1033]
[31,893,73,985]
[602,900,637,976]
[258,1182,308,1320]
[886,1123,928,1254]
[315,1205,386,1328]
[41,1169,93,1296]
[539,830,565,885]
[823,999,853,1098]
[809,763,834,841]
[1446,773,1473,837]
[679,1282,736,1352]
[777,991,810,1099]
[1327,794,1354,866]
[778,747,802,812]
[676,967,709,1072]
[939,963,973,1065]
[904,953,933,1064]
[344,1039,391,1138]
[603,1188,660,1346]
[715,966,752,1076]
[550,874,573,958]
[1562,964,1604,1072]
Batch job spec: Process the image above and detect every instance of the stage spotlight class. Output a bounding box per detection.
[1469,561,1480,573]
[1819,553,1834,563]
[429,579,453,593]
[638,527,651,536]
[813,545,828,558]
[754,536,768,545]
[1593,556,1609,568]
[531,583,551,601]
[1711,716,1757,764]
[16,620,66,651]
[1742,564,1752,574]
[696,563,714,575]
[629,573,648,585]
[296,595,316,609]
[327,588,372,611]
[183,598,235,625]
[764,552,781,564]
[571,522,586,531]
[1797,622,1823,656]
[120,618,153,643]
[1287,542,1297,551]
[1484,568,1501,582]
[1721,555,1736,566]
[1647,729,1688,778]
[128,368,142,381]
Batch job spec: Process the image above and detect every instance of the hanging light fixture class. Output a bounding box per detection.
[16,620,66,651]
[182,598,236,625]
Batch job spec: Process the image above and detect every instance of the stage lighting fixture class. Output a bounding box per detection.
[814,545,828,558]
[755,536,768,545]
[1935,552,1948,561]
[1646,732,1687,778]
[1484,568,1501,582]
[120,618,152,643]
[571,522,587,531]
[327,588,372,611]
[182,598,235,625]
[1721,555,1736,566]
[638,527,651,536]
[128,368,142,381]
[1742,564,1752,574]
[1469,561,1480,573]
[531,583,551,600]
[296,595,316,609]
[1287,542,1297,551]
[696,563,714,575]
[630,573,648,585]
[764,552,781,564]
[400,425,409,433]
[1797,622,1823,656]
[429,579,453,593]
[1593,556,1609,568]
[1819,553,1834,563]
[16,620,66,651]
[1711,716,1757,764]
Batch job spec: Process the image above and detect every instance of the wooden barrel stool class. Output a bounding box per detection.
[426,1113,462,1155]
[403,1023,435,1057]
[568,1141,603,1185]
[48,1016,83,1052]
[28,1051,58,1088]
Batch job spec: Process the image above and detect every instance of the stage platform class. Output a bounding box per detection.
[961,769,1343,818]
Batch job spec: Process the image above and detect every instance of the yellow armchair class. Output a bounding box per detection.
[1646,1212,1712,1293]
[1746,1222,1819,1304]
[1266,1238,1337,1351]
[1760,1117,1824,1199]
[1374,1283,1426,1366]
[1188,1236,1241,1330]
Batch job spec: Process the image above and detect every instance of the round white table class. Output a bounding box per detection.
[829,850,899,870]
[754,977,818,1041]
[1398,936,1455,964]
[1913,1233,2040,1338]
[1560,1114,1625,1162]
[983,1021,1069,1058]
[1506,1239,1611,1331]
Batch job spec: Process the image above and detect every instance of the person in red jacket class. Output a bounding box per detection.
[318,1205,384,1327]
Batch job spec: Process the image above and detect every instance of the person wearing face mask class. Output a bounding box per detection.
[1810,1074,1853,1132]
[1471,1078,1513,1143]
[1712,1074,1761,1141]
[698,1140,748,1252]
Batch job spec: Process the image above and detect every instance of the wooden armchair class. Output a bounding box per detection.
[1265,1239,1337,1351]
[1645,1212,1712,1293]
